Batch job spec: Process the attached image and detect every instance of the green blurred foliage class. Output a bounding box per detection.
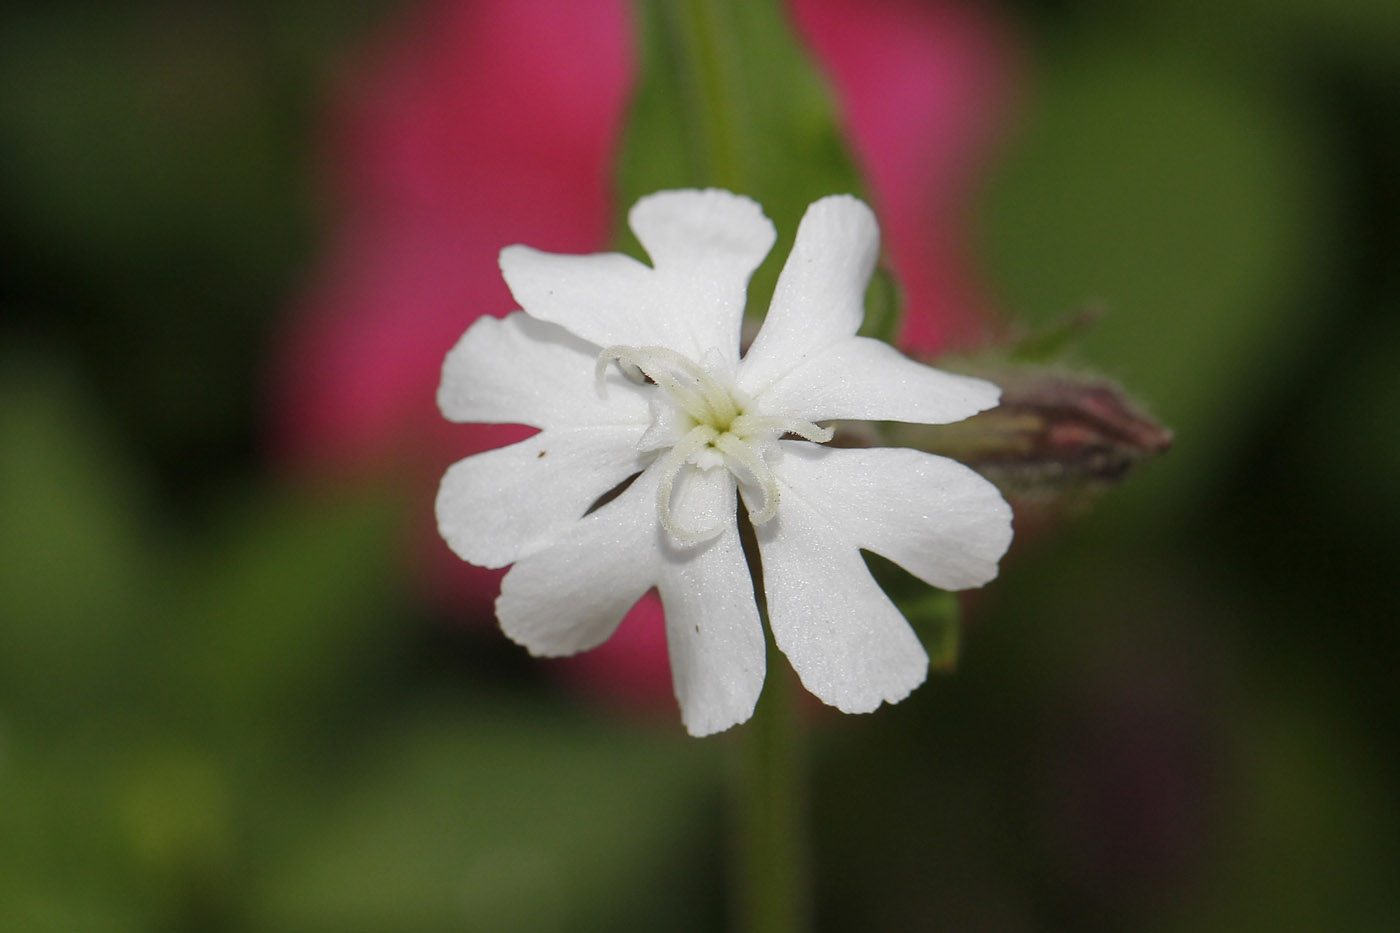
[617,0,866,320]
[0,354,722,930]
[0,0,1397,930]
[0,1,387,495]
[979,40,1327,518]
[251,706,719,932]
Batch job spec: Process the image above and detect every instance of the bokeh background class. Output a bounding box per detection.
[2,0,1397,930]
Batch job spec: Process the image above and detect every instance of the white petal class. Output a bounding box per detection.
[740,195,878,393]
[436,427,650,569]
[495,470,662,658]
[636,396,686,452]
[665,463,737,544]
[496,463,766,736]
[439,312,650,429]
[654,482,765,736]
[499,247,677,352]
[630,189,774,273]
[628,189,776,365]
[746,471,928,714]
[747,336,1001,426]
[499,190,775,365]
[774,444,1013,591]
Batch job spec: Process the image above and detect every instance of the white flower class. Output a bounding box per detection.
[436,190,1013,736]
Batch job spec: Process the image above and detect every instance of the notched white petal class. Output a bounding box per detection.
[747,479,928,714]
[435,426,650,569]
[740,194,880,392]
[496,471,661,657]
[654,508,765,737]
[497,461,764,738]
[629,189,775,274]
[439,312,649,429]
[747,440,1012,714]
[499,246,673,350]
[747,336,1001,426]
[630,189,776,365]
[774,443,1013,592]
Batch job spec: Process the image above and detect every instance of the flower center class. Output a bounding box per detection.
[597,345,833,543]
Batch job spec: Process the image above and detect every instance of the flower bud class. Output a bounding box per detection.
[886,363,1173,499]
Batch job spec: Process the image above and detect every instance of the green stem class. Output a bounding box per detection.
[668,0,747,190]
[734,636,809,933]
[663,2,806,926]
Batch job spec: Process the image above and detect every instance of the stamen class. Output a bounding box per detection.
[648,345,738,425]
[598,347,705,421]
[715,433,782,525]
[730,413,834,444]
[595,344,835,542]
[617,360,647,385]
[596,345,739,427]
[654,424,725,544]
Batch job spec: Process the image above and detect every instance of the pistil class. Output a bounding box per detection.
[597,344,833,544]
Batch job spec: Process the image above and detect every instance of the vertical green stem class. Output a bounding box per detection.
[733,634,810,933]
[666,0,748,190]
[661,1,808,927]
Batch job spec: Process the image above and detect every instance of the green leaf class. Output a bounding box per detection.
[903,589,962,673]
[862,553,962,671]
[978,41,1327,522]
[857,265,904,345]
[1001,307,1102,364]
[617,0,868,323]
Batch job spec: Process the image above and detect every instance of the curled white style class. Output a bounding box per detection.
[595,343,833,542]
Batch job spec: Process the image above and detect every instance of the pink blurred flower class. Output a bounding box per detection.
[790,0,1017,353]
[274,0,631,474]
[269,0,1018,708]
